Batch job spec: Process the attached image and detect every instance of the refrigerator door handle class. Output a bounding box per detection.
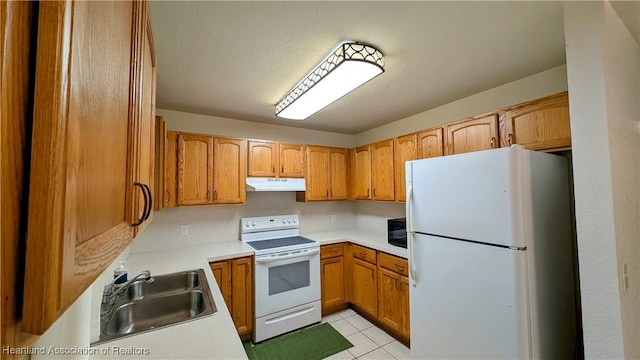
[409,231,417,287]
[406,185,413,232]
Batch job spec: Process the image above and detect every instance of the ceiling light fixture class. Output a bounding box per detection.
[275,41,385,120]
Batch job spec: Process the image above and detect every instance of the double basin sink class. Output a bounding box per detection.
[93,269,217,344]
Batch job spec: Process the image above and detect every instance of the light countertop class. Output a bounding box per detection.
[90,228,404,359]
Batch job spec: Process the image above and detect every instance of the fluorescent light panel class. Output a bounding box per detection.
[276,42,385,120]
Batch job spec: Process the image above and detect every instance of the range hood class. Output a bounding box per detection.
[246,177,306,192]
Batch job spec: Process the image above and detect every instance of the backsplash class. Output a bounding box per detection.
[355,201,406,233]
[131,192,357,253]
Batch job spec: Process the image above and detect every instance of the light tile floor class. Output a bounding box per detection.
[321,309,410,360]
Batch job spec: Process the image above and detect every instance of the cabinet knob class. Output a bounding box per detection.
[490,137,496,149]
[507,134,513,146]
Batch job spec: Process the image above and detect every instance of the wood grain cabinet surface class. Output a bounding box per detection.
[445,114,499,155]
[154,120,178,209]
[350,145,372,200]
[177,134,246,205]
[21,0,154,335]
[377,252,410,339]
[393,134,417,202]
[210,257,254,339]
[320,244,347,313]
[247,141,304,178]
[350,244,378,318]
[298,145,347,201]
[371,139,395,201]
[417,127,444,159]
[500,91,571,152]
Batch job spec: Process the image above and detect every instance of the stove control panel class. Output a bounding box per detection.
[241,215,299,232]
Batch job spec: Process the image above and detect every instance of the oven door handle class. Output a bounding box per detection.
[255,248,319,264]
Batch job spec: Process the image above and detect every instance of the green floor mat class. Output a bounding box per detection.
[243,323,353,360]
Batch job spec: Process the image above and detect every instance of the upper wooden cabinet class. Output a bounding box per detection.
[132,13,157,236]
[350,145,372,200]
[213,137,247,204]
[280,143,305,177]
[22,0,153,335]
[500,92,571,152]
[417,127,444,159]
[394,134,417,202]
[177,133,246,205]
[299,146,347,201]
[445,114,499,155]
[371,139,395,201]
[177,133,214,205]
[247,141,304,178]
[154,118,178,210]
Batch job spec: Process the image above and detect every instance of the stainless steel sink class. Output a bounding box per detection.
[122,270,200,301]
[93,269,216,345]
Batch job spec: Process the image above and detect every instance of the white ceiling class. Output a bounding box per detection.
[150,1,568,134]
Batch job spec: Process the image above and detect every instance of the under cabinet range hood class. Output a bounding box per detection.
[246,178,306,192]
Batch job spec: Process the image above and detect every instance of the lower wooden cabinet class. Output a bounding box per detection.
[377,252,410,338]
[350,245,378,319]
[209,256,254,338]
[320,244,347,313]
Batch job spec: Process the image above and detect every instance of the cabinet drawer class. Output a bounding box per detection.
[378,252,408,277]
[351,244,377,265]
[321,243,344,259]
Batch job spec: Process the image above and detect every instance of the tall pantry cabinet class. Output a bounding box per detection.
[1,0,157,350]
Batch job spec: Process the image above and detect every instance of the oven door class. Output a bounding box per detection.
[254,247,320,317]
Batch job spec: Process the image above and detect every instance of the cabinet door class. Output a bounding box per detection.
[321,256,346,311]
[132,11,156,236]
[306,146,329,201]
[329,147,348,200]
[394,134,416,202]
[164,131,178,208]
[279,143,305,178]
[351,258,378,318]
[501,92,571,152]
[209,261,231,311]
[213,137,246,204]
[231,257,254,337]
[248,140,277,177]
[378,267,403,334]
[417,127,444,159]
[177,133,214,205]
[22,0,137,334]
[400,276,410,338]
[371,139,394,201]
[351,145,372,200]
[445,114,498,155]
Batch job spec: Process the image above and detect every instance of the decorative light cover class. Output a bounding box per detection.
[275,41,385,120]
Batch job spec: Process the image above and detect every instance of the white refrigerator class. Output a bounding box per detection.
[406,145,577,359]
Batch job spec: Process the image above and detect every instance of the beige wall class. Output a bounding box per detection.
[564,1,640,358]
[157,109,355,148]
[355,65,568,146]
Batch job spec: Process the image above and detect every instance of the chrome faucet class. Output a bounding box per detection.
[101,270,154,316]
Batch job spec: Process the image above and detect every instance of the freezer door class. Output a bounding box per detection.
[409,233,531,359]
[406,146,528,248]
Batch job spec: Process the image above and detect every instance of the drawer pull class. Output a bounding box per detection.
[359,252,367,258]
[394,264,405,271]
[330,250,338,254]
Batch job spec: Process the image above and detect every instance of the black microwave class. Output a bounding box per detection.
[387,218,407,248]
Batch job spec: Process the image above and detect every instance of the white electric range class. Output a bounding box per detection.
[241,215,321,343]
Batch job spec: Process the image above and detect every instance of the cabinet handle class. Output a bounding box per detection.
[373,188,376,197]
[326,189,329,198]
[214,190,218,200]
[367,188,370,197]
[359,252,367,258]
[394,264,405,271]
[507,134,513,146]
[207,190,212,201]
[133,182,149,226]
[330,189,332,198]
[490,137,496,149]
[164,189,170,204]
[272,164,275,173]
[330,250,338,254]
[143,184,153,221]
[395,279,400,291]
[281,165,284,173]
